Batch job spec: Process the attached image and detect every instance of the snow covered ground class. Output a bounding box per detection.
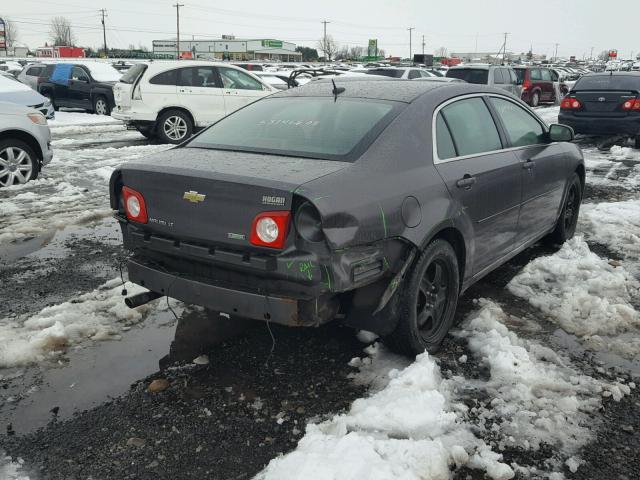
[0,113,169,244]
[2,106,640,479]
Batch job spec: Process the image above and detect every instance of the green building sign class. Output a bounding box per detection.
[261,40,283,48]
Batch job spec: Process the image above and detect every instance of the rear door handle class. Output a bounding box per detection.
[456,175,476,189]
[522,160,535,170]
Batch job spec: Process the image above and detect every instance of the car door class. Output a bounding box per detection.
[540,69,554,101]
[177,66,225,127]
[433,96,522,275]
[217,66,270,116]
[69,66,92,109]
[487,95,567,245]
[144,67,180,115]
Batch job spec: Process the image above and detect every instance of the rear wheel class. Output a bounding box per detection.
[0,140,39,188]
[383,239,460,356]
[43,92,58,112]
[531,91,540,107]
[635,135,640,149]
[547,173,582,245]
[93,95,110,115]
[157,110,193,144]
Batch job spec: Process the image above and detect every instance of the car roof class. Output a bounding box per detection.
[271,78,488,103]
[583,71,640,77]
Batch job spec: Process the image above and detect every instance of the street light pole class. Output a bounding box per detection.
[554,43,559,61]
[100,9,108,58]
[321,20,330,63]
[173,3,184,60]
[408,27,414,62]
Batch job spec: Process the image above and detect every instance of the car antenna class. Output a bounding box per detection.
[331,79,345,101]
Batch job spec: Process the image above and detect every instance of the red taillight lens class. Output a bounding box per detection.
[122,186,148,224]
[561,98,582,110]
[250,211,290,249]
[522,79,532,91]
[621,99,640,111]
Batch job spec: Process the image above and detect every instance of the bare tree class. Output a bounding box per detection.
[349,46,364,59]
[50,16,75,46]
[435,46,448,58]
[378,48,386,58]
[317,34,339,61]
[597,50,610,61]
[3,18,18,48]
[334,46,349,60]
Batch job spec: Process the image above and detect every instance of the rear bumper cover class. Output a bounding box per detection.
[559,112,640,136]
[128,257,337,326]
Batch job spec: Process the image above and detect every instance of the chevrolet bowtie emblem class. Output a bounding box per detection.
[183,191,206,203]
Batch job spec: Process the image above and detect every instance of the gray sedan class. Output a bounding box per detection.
[110,80,583,356]
[0,101,53,187]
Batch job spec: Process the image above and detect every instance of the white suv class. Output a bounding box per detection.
[112,61,277,144]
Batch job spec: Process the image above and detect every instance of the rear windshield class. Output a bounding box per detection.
[446,69,489,84]
[120,63,148,84]
[366,69,404,78]
[513,69,526,81]
[187,97,401,161]
[574,75,640,91]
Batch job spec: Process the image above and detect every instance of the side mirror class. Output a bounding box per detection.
[549,123,574,142]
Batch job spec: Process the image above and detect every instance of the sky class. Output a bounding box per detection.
[2,0,638,60]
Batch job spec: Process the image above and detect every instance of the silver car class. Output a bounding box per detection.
[17,63,47,90]
[0,74,55,119]
[446,65,522,97]
[0,101,53,187]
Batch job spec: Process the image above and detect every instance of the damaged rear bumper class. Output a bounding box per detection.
[127,257,339,327]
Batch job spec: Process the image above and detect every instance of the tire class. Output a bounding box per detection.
[531,91,540,107]
[547,173,582,245]
[136,126,157,140]
[43,92,59,112]
[0,139,39,188]
[383,239,460,356]
[93,95,111,116]
[635,135,640,150]
[156,110,193,144]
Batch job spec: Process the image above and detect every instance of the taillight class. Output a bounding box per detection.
[561,98,582,110]
[522,79,532,91]
[250,211,290,249]
[122,186,148,223]
[621,99,640,111]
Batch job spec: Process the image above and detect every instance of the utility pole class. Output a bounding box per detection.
[100,9,107,58]
[408,27,414,62]
[502,32,509,64]
[590,46,594,61]
[422,34,425,56]
[173,3,184,60]
[321,20,330,63]
[554,43,559,61]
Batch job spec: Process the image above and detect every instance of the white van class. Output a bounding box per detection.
[112,61,277,143]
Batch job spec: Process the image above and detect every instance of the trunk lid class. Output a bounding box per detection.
[574,90,636,116]
[119,148,350,249]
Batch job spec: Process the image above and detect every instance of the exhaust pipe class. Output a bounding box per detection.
[125,291,163,309]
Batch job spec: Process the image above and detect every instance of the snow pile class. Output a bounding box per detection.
[608,145,640,161]
[48,111,121,128]
[579,199,640,267]
[508,237,640,358]
[581,146,640,190]
[0,453,30,480]
[0,278,179,368]
[456,301,605,458]
[257,347,514,480]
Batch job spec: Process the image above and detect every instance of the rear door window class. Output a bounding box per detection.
[408,70,421,79]
[178,67,220,87]
[540,69,552,81]
[530,69,542,81]
[435,113,457,160]
[150,69,179,85]
[439,97,502,157]
[490,97,545,147]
